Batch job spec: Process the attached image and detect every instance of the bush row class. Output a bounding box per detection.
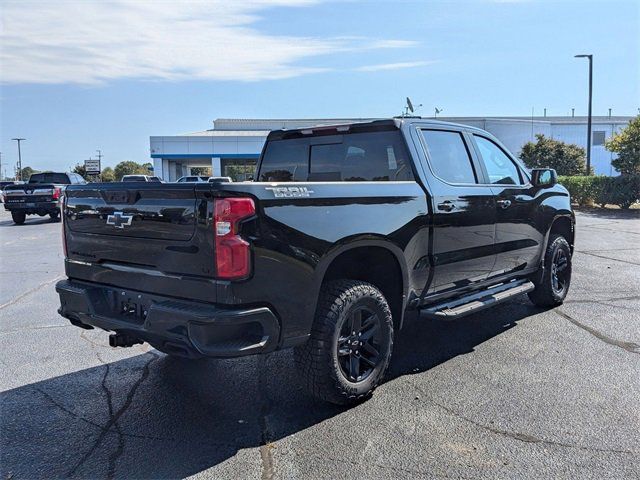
[558,175,640,209]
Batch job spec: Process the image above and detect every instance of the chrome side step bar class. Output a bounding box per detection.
[420,280,535,319]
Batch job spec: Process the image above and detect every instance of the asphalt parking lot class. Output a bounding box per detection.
[0,208,638,479]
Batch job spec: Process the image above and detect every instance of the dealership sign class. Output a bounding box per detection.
[85,159,101,174]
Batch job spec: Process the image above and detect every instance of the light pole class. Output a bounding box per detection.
[11,138,26,181]
[574,54,593,175]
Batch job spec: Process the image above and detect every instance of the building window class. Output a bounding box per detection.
[222,158,257,181]
[593,131,606,146]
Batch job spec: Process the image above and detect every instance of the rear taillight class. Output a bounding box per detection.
[52,187,61,200]
[214,197,255,280]
[61,193,67,257]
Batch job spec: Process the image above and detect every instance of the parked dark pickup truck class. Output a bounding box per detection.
[4,172,86,225]
[56,118,574,404]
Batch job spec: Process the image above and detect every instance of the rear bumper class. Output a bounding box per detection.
[4,200,58,213]
[56,279,280,358]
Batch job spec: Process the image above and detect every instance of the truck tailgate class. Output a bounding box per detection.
[62,183,219,300]
[65,183,197,241]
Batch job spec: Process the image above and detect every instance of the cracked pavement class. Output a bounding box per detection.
[1,208,639,479]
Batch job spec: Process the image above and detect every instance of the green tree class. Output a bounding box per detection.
[190,166,210,176]
[72,163,88,180]
[520,134,588,176]
[606,115,640,175]
[101,166,115,182]
[19,166,38,180]
[113,161,148,181]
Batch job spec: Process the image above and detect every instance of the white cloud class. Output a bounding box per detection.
[355,61,433,72]
[0,0,417,85]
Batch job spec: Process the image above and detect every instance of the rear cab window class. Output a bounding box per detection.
[259,128,414,182]
[28,173,71,184]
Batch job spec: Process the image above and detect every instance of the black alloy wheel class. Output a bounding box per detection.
[337,306,382,383]
[551,248,569,296]
[294,280,394,404]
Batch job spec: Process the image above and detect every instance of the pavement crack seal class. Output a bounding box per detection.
[257,355,275,480]
[80,330,112,349]
[575,250,640,266]
[1,324,72,335]
[555,309,640,354]
[35,387,105,431]
[426,396,637,456]
[66,352,159,478]
[0,275,63,310]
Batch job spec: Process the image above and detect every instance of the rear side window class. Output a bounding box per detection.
[420,130,477,184]
[474,135,522,185]
[259,130,414,182]
[310,131,413,181]
[28,173,71,184]
[260,139,308,182]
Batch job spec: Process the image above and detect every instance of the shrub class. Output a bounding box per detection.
[558,176,596,206]
[558,175,640,209]
[607,175,640,209]
[606,115,640,175]
[520,134,588,175]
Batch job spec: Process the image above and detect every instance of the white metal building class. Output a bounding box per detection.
[151,116,633,181]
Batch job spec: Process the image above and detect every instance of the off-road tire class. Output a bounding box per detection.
[294,280,394,405]
[528,233,572,307]
[11,211,26,225]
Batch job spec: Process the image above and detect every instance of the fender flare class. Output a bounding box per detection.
[309,236,410,329]
[532,212,575,284]
[542,212,575,254]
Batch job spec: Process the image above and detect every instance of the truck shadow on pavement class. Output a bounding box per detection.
[0,300,539,479]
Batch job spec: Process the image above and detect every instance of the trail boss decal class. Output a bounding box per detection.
[265,186,315,198]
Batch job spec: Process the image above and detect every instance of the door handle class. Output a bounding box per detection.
[437,201,456,212]
[497,199,512,209]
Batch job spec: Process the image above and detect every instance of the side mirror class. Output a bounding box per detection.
[531,168,557,188]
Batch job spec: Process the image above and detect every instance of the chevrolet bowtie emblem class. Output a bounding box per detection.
[106,211,133,229]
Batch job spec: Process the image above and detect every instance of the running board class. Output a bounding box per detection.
[420,280,535,319]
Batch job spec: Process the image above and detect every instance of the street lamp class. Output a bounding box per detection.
[574,54,593,175]
[12,138,26,181]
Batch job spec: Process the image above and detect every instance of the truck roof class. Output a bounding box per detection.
[266,117,484,141]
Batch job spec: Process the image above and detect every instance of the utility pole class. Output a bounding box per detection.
[12,138,25,181]
[575,54,593,175]
[96,149,103,181]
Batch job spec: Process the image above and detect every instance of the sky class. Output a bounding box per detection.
[0,0,638,173]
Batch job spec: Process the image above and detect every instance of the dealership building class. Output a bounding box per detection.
[150,116,633,181]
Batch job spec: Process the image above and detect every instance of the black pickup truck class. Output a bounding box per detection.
[56,118,574,404]
[4,172,86,225]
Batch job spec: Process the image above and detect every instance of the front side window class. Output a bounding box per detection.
[420,130,477,184]
[474,135,522,185]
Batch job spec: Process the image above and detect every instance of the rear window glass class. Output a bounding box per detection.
[28,173,70,184]
[420,130,477,184]
[259,139,309,182]
[259,130,414,182]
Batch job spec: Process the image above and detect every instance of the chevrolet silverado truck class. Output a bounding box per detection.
[4,172,86,225]
[56,118,574,404]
